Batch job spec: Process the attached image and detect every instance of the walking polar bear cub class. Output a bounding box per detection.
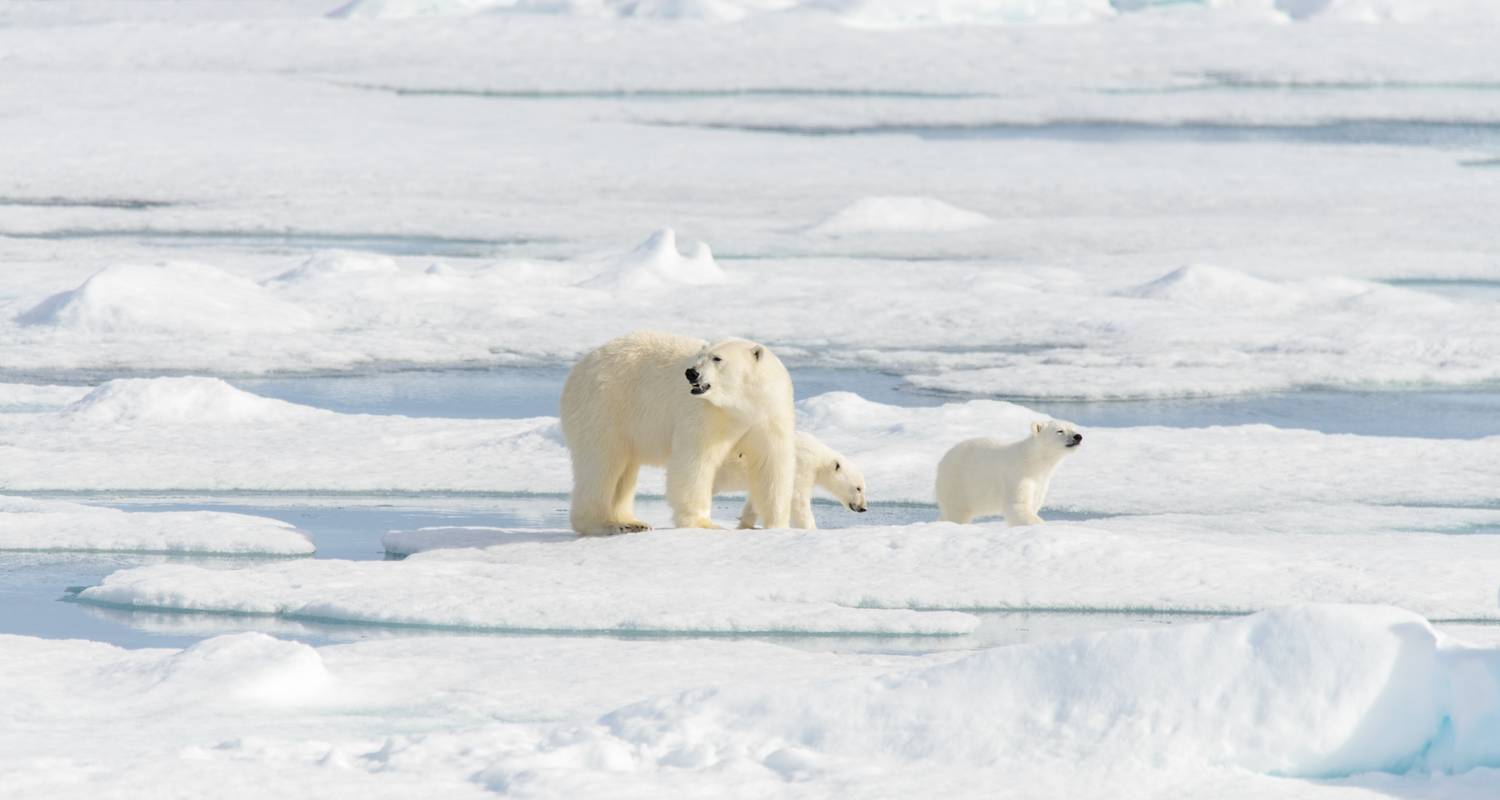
[936,420,1083,526]
[560,331,796,535]
[715,431,867,529]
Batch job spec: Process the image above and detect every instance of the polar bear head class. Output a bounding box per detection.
[824,455,868,513]
[1032,419,1083,452]
[683,337,786,410]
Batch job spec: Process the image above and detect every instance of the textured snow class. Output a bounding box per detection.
[81,519,1500,627]
[8,380,1497,519]
[808,196,996,235]
[4,606,1499,798]
[0,496,314,555]
[465,605,1500,796]
[326,0,1499,25]
[5,257,1497,398]
[18,262,317,335]
[0,383,89,413]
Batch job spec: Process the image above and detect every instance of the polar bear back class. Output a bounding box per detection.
[715,430,831,494]
[560,331,707,466]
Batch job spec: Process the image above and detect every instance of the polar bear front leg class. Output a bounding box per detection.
[1002,479,1044,526]
[744,429,796,530]
[666,434,736,529]
[790,486,816,529]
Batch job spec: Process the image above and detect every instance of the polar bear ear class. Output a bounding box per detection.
[752,346,763,361]
[1032,421,1046,435]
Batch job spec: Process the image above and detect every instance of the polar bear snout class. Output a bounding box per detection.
[685,367,711,395]
[1066,433,1083,448]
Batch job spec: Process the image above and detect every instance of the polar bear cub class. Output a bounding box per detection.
[935,420,1083,526]
[559,331,796,535]
[715,431,867,529]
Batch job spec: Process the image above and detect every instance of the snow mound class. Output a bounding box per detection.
[62,377,324,426]
[16,263,317,334]
[267,251,402,285]
[475,605,1500,793]
[582,228,726,291]
[152,633,330,706]
[1122,264,1300,308]
[0,496,315,555]
[809,196,995,236]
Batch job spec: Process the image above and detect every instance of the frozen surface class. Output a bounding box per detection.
[80,519,1500,630]
[0,496,313,555]
[4,4,1500,398]
[3,606,1499,799]
[6,250,1499,400]
[7,380,1498,519]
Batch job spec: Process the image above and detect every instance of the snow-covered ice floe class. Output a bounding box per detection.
[6,379,1499,520]
[327,0,1500,25]
[0,496,313,555]
[80,520,1500,630]
[4,605,1499,798]
[5,246,1500,399]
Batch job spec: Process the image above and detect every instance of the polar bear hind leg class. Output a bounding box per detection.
[609,459,649,533]
[570,444,648,535]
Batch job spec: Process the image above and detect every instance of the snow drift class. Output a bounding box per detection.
[16,263,317,335]
[62,377,326,425]
[473,605,1500,795]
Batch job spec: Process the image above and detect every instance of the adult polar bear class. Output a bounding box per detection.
[560,331,796,535]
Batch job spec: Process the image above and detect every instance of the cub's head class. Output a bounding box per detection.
[684,338,772,405]
[1032,419,1083,451]
[827,456,868,513]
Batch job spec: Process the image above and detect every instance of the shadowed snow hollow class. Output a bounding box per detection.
[62,377,327,425]
[809,196,995,235]
[582,228,725,291]
[16,263,317,334]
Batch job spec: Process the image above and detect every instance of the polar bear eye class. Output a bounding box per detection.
[834,461,841,471]
[712,356,722,363]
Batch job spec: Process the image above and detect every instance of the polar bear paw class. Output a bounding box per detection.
[584,521,651,536]
[677,516,723,530]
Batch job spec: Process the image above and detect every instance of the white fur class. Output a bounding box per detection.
[559,331,796,535]
[714,431,867,529]
[935,419,1083,526]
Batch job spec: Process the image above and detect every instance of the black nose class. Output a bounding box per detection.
[685,368,699,382]
[1073,433,1083,443]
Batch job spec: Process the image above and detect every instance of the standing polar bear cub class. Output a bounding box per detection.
[936,420,1083,526]
[715,431,867,529]
[560,331,796,535]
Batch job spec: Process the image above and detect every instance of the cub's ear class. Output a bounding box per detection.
[752,345,763,361]
[1032,421,1046,435]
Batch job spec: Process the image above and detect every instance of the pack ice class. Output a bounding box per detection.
[2,605,1498,798]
